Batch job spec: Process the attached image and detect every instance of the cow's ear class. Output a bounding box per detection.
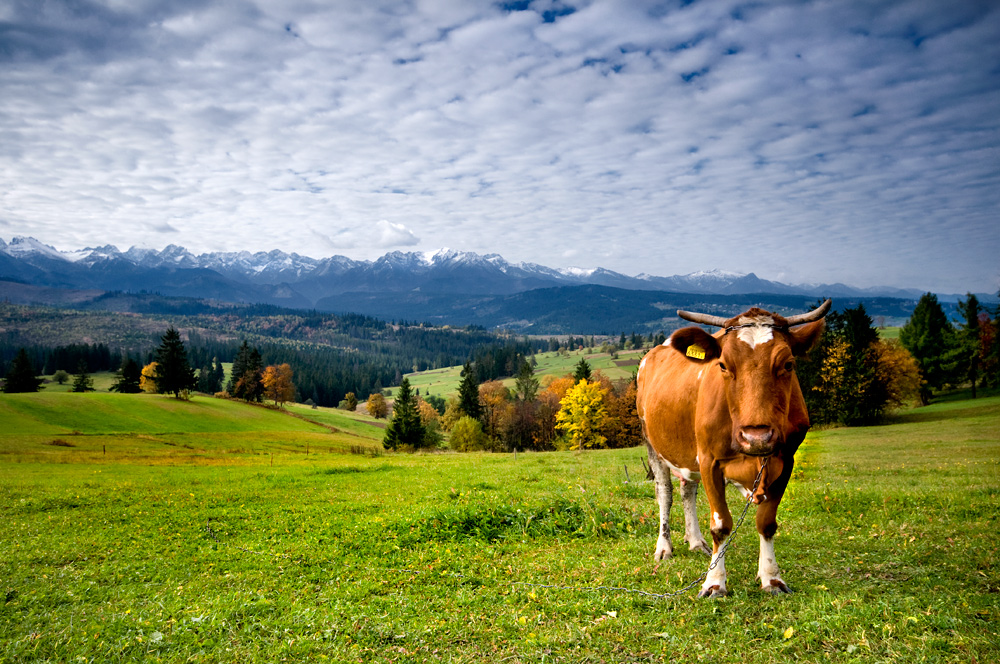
[789,319,825,356]
[668,327,721,362]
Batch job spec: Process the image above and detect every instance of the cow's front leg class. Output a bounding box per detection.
[679,479,711,555]
[646,444,674,561]
[756,499,791,594]
[698,462,730,598]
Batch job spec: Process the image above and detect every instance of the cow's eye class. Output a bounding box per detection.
[783,360,795,373]
[718,361,728,373]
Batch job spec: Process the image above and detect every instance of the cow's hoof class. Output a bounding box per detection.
[653,547,672,562]
[762,579,791,595]
[697,585,727,599]
[688,540,712,556]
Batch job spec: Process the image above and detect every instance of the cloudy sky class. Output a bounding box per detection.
[1,0,997,294]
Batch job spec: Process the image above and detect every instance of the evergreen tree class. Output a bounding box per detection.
[573,357,592,382]
[383,378,426,451]
[900,293,957,403]
[110,358,142,393]
[957,293,982,398]
[3,348,43,393]
[228,341,263,402]
[71,360,94,393]
[153,327,197,398]
[513,358,539,402]
[457,362,482,420]
[837,304,888,425]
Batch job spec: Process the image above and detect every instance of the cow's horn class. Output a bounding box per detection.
[676,310,730,327]
[785,299,832,326]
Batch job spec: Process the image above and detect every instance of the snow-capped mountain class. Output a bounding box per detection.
[0,235,937,309]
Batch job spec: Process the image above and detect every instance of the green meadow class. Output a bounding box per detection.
[1,391,997,662]
[397,347,646,399]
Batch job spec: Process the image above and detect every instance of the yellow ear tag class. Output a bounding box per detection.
[686,344,706,360]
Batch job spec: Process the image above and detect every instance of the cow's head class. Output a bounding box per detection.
[667,300,830,457]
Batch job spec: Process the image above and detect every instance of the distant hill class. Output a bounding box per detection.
[2,235,990,332]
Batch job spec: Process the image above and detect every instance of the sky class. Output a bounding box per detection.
[1,0,998,294]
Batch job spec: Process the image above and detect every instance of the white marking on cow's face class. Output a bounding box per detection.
[662,337,671,347]
[639,356,647,372]
[736,315,775,349]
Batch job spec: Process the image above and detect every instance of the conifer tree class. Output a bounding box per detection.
[3,348,43,393]
[383,378,425,450]
[154,327,196,398]
[110,358,142,393]
[71,360,94,393]
[900,293,957,403]
[457,362,482,420]
[573,357,592,382]
[957,293,982,398]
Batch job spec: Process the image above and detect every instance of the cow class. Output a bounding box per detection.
[635,299,830,598]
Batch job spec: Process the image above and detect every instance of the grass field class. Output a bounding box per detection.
[397,347,646,399]
[1,391,997,662]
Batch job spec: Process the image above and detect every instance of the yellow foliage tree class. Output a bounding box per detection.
[262,363,295,407]
[556,379,608,450]
[875,339,923,410]
[140,361,159,393]
[366,392,388,419]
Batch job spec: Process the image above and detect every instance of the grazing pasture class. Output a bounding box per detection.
[1,392,997,662]
[399,347,646,399]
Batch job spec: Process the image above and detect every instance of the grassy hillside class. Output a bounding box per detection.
[396,346,646,399]
[1,392,996,662]
[0,392,383,462]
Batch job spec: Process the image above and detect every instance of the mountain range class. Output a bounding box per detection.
[0,236,983,333]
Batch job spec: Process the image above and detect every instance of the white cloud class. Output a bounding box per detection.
[0,0,997,293]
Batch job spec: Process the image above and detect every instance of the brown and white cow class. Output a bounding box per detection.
[636,300,830,598]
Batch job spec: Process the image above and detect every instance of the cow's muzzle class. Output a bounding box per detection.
[737,427,776,456]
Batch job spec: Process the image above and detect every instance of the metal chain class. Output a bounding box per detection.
[204,457,768,601]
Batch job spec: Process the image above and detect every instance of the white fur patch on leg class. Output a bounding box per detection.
[757,534,790,594]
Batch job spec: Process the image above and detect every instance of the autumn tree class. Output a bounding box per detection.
[478,380,512,447]
[339,392,358,411]
[262,363,295,407]
[556,379,608,450]
[71,360,94,393]
[449,415,490,452]
[383,378,426,451]
[366,392,388,419]
[140,362,159,393]
[3,348,43,393]
[154,327,197,398]
[874,339,923,411]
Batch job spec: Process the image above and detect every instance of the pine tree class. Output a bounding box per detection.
[154,327,196,398]
[110,358,142,393]
[957,293,982,398]
[3,348,43,393]
[383,378,426,451]
[573,357,592,382]
[900,293,957,403]
[457,363,482,420]
[71,360,94,393]
[513,358,539,402]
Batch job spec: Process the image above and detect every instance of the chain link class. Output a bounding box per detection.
[204,457,768,601]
